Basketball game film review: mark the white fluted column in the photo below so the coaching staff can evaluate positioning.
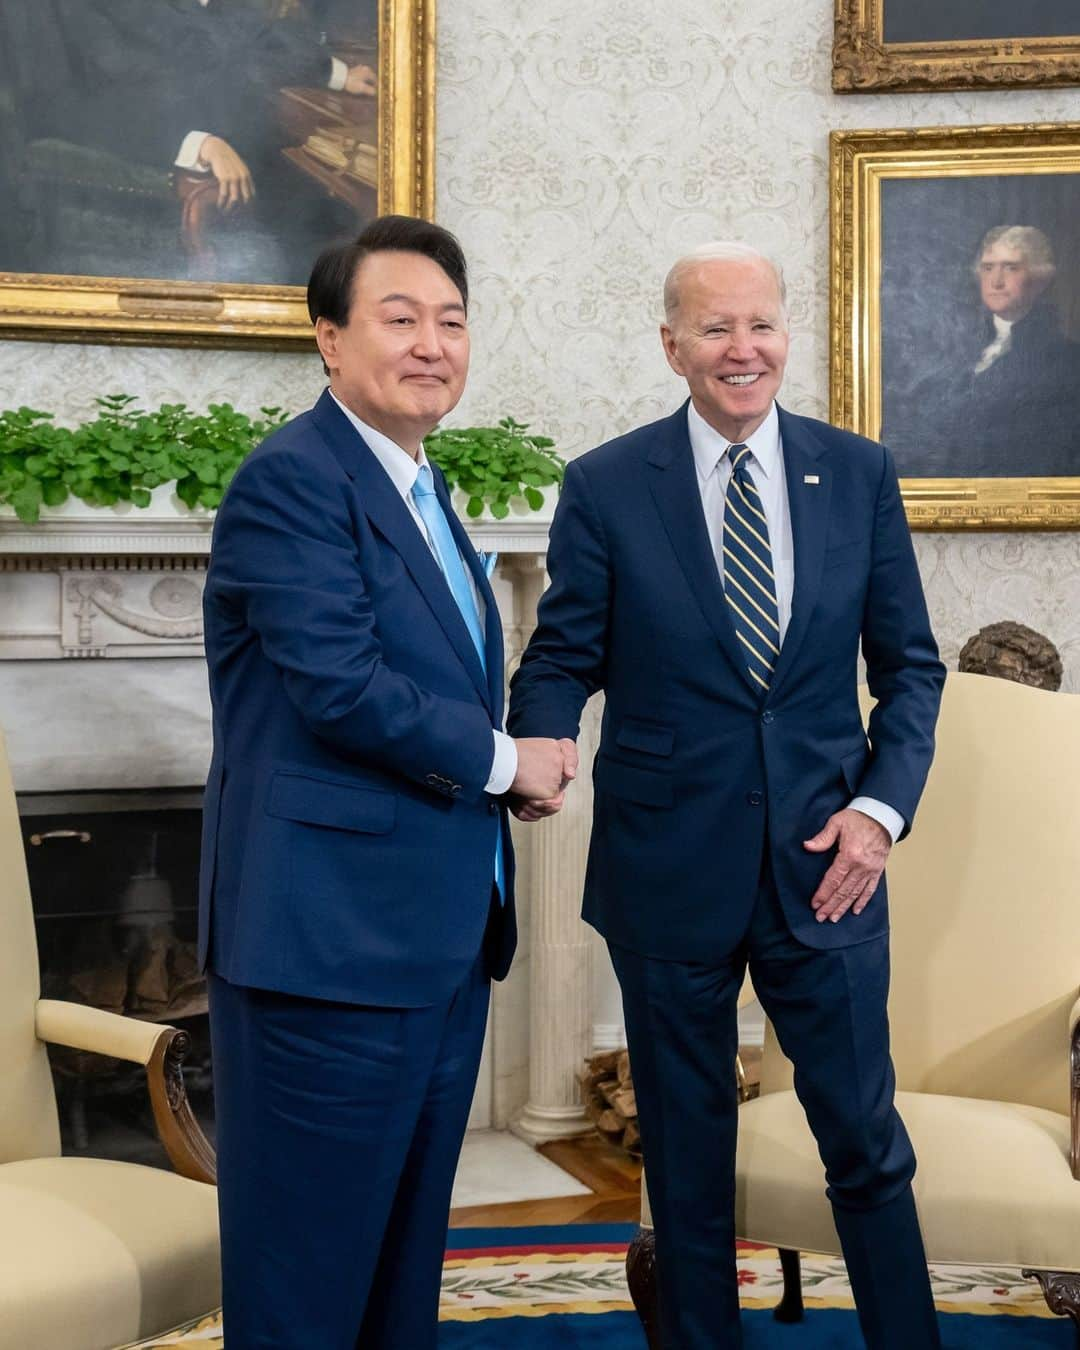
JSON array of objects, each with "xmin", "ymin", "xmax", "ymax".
[{"xmin": 500, "ymin": 555, "xmax": 595, "ymax": 1144}]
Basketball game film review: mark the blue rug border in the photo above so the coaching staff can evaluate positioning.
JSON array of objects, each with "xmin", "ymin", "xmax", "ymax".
[{"xmin": 440, "ymin": 1308, "xmax": 1075, "ymax": 1346}]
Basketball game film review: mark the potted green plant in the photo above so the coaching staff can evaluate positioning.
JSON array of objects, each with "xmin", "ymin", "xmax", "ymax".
[
  {"xmin": 425, "ymin": 417, "xmax": 563, "ymax": 522},
  {"xmin": 0, "ymin": 395, "xmax": 284, "ymax": 524},
  {"xmin": 0, "ymin": 397, "xmax": 563, "ymax": 526}
]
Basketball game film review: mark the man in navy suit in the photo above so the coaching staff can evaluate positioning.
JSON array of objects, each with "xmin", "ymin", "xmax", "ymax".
[
  {"xmin": 200, "ymin": 215, "xmax": 574, "ymax": 1348},
  {"xmin": 509, "ymin": 242, "xmax": 945, "ymax": 1348}
]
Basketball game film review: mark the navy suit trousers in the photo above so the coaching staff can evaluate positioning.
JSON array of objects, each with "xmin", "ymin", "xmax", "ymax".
[
  {"xmin": 208, "ymin": 948, "xmax": 490, "ymax": 1349},
  {"xmin": 610, "ymin": 863, "xmax": 941, "ymax": 1350}
]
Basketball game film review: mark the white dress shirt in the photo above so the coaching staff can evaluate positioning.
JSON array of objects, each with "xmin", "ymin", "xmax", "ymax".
[
  {"xmin": 686, "ymin": 400, "xmax": 905, "ymax": 843},
  {"xmin": 329, "ymin": 392, "xmax": 517, "ymax": 796},
  {"xmin": 973, "ymin": 315, "xmax": 1013, "ymax": 374}
]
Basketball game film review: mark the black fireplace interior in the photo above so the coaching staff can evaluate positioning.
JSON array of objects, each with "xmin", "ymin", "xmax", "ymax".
[{"xmin": 19, "ymin": 787, "xmax": 215, "ymax": 1167}]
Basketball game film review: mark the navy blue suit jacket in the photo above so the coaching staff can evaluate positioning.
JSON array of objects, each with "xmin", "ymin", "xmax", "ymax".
[
  {"xmin": 199, "ymin": 390, "xmax": 515, "ymax": 1007},
  {"xmin": 508, "ymin": 402, "xmax": 943, "ymax": 961}
]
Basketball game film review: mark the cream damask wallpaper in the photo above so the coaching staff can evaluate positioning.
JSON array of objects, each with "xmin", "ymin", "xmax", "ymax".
[{"xmin": 1, "ymin": 0, "xmax": 1078, "ymax": 684}]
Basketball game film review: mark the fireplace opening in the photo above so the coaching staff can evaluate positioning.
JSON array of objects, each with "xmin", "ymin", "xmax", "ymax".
[{"xmin": 19, "ymin": 787, "xmax": 215, "ymax": 1168}]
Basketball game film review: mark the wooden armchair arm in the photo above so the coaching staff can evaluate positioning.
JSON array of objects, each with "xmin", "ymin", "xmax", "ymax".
[
  {"xmin": 1070, "ymin": 994, "xmax": 1080, "ymax": 1181},
  {"xmin": 35, "ymin": 999, "xmax": 216, "ymax": 1186}
]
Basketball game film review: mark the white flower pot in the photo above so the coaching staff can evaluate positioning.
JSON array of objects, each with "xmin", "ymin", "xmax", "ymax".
[
  {"xmin": 0, "ymin": 482, "xmax": 212, "ymax": 522},
  {"xmin": 450, "ymin": 481, "xmax": 559, "ymax": 527}
]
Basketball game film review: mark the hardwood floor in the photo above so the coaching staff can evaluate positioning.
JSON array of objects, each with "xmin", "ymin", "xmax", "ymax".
[
  {"xmin": 448, "ymin": 1131, "xmax": 641, "ymax": 1228},
  {"xmin": 447, "ymin": 1046, "xmax": 763, "ymax": 1229}
]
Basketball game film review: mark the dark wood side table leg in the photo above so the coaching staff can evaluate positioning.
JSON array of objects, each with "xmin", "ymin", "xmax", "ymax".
[
  {"xmin": 626, "ymin": 1227, "xmax": 663, "ymax": 1349},
  {"xmin": 774, "ymin": 1247, "xmax": 805, "ymax": 1322}
]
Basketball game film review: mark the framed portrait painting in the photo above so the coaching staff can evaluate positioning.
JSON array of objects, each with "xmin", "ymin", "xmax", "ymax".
[
  {"xmin": 0, "ymin": 0, "xmax": 434, "ymax": 347},
  {"xmin": 831, "ymin": 123, "xmax": 1080, "ymax": 529},
  {"xmin": 834, "ymin": 0, "xmax": 1080, "ymax": 92}
]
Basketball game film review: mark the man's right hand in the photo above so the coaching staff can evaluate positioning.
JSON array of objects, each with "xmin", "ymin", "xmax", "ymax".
[
  {"xmin": 510, "ymin": 737, "xmax": 573, "ymax": 801},
  {"xmin": 198, "ymin": 135, "xmax": 255, "ymax": 211}
]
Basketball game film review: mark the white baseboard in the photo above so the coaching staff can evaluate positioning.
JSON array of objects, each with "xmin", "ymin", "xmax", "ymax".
[
  {"xmin": 592, "ymin": 1022, "xmax": 627, "ymax": 1052},
  {"xmin": 739, "ymin": 999, "xmax": 765, "ymax": 1047}
]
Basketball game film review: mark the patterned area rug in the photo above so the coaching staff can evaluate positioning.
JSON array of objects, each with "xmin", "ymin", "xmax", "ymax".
[{"xmin": 127, "ymin": 1223, "xmax": 1074, "ymax": 1347}]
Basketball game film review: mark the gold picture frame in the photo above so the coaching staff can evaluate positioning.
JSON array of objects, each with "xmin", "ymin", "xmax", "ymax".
[
  {"xmin": 834, "ymin": 0, "xmax": 1080, "ymax": 93},
  {"xmin": 0, "ymin": 0, "xmax": 434, "ymax": 350},
  {"xmin": 831, "ymin": 123, "xmax": 1080, "ymax": 530}
]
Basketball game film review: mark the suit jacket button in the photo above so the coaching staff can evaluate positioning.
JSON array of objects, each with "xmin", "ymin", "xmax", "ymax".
[
  {"xmin": 425, "ymin": 773, "xmax": 438, "ymax": 785},
  {"xmin": 761, "ymin": 711, "xmax": 774, "ymax": 725},
  {"xmin": 451, "ymin": 784, "xmax": 462, "ymax": 796},
  {"xmin": 747, "ymin": 790, "xmax": 763, "ymax": 806},
  {"xmin": 488, "ymin": 801, "xmax": 498, "ymax": 815}
]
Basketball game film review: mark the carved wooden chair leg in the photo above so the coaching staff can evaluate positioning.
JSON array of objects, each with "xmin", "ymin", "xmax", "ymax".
[
  {"xmin": 774, "ymin": 1247, "xmax": 805, "ymax": 1323},
  {"xmin": 626, "ymin": 1228, "xmax": 663, "ymax": 1350},
  {"xmin": 1023, "ymin": 1270, "xmax": 1080, "ymax": 1345}
]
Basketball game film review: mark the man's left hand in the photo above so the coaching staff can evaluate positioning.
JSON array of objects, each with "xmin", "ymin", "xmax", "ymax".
[
  {"xmin": 803, "ymin": 808, "xmax": 891, "ymax": 924},
  {"xmin": 344, "ymin": 63, "xmax": 377, "ymax": 96}
]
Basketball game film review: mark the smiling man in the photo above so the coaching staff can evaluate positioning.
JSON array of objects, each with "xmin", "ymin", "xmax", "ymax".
[
  {"xmin": 200, "ymin": 215, "xmax": 572, "ymax": 1348},
  {"xmin": 509, "ymin": 242, "xmax": 946, "ymax": 1348}
]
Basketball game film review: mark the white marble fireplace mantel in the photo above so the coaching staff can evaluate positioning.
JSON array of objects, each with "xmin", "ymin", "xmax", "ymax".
[{"xmin": 0, "ymin": 494, "xmax": 553, "ymax": 661}]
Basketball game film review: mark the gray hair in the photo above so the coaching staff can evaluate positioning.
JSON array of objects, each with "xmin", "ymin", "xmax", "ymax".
[
  {"xmin": 663, "ymin": 241, "xmax": 789, "ymax": 325},
  {"xmin": 974, "ymin": 225, "xmax": 1056, "ymax": 283}
]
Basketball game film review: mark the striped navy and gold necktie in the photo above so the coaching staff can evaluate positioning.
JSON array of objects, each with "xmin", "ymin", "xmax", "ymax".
[{"xmin": 722, "ymin": 443, "xmax": 780, "ymax": 695}]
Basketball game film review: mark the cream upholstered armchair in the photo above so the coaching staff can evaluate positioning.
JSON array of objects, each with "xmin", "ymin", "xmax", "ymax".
[
  {"xmin": 0, "ymin": 729, "xmax": 220, "ymax": 1350},
  {"xmin": 628, "ymin": 672, "xmax": 1080, "ymax": 1343}
]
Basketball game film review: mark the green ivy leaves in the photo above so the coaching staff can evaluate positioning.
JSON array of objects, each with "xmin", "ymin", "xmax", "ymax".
[
  {"xmin": 0, "ymin": 395, "xmax": 287, "ymax": 523},
  {"xmin": 0, "ymin": 400, "xmax": 564, "ymax": 525},
  {"xmin": 425, "ymin": 417, "xmax": 563, "ymax": 520}
]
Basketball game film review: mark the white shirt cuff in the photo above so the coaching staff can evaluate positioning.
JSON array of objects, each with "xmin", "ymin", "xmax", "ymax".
[
  {"xmin": 328, "ymin": 56, "xmax": 347, "ymax": 91},
  {"xmin": 176, "ymin": 131, "xmax": 212, "ymax": 171},
  {"xmin": 849, "ymin": 796, "xmax": 905, "ymax": 845},
  {"xmin": 485, "ymin": 730, "xmax": 518, "ymax": 796}
]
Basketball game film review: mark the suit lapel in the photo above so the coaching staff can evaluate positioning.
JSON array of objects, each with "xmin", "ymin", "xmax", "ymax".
[
  {"xmin": 646, "ymin": 404, "xmax": 759, "ymax": 697},
  {"xmin": 769, "ymin": 407, "xmax": 832, "ymax": 699},
  {"xmin": 311, "ymin": 392, "xmax": 492, "ymax": 711}
]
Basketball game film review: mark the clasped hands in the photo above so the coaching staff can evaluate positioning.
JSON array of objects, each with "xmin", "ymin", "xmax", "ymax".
[{"xmin": 508, "ymin": 738, "xmax": 578, "ymax": 822}]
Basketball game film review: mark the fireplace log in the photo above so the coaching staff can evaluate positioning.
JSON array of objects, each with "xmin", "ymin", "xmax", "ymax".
[
  {"xmin": 35, "ymin": 998, "xmax": 216, "ymax": 1184},
  {"xmin": 579, "ymin": 1048, "xmax": 642, "ymax": 1157}
]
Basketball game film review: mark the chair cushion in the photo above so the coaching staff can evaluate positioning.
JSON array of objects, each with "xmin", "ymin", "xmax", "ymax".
[
  {"xmin": 735, "ymin": 1090, "xmax": 1080, "ymax": 1272},
  {"xmin": 0, "ymin": 1157, "xmax": 220, "ymax": 1350}
]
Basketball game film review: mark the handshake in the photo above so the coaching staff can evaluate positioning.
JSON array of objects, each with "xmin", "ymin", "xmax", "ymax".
[{"xmin": 509, "ymin": 737, "xmax": 579, "ymax": 822}]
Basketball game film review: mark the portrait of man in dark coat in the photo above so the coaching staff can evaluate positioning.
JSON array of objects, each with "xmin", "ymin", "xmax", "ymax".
[
  {"xmin": 0, "ymin": 0, "xmax": 378, "ymax": 286},
  {"xmin": 882, "ymin": 207, "xmax": 1080, "ymax": 480}
]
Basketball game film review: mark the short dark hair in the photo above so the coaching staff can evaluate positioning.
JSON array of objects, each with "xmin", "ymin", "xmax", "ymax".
[{"xmin": 306, "ymin": 215, "xmax": 469, "ymax": 328}]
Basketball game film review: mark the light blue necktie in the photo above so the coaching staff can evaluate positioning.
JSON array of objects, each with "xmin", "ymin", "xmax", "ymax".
[{"xmin": 412, "ymin": 464, "xmax": 505, "ymax": 900}]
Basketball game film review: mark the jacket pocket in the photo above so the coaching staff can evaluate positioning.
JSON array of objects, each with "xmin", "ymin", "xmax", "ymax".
[
  {"xmin": 615, "ymin": 719, "xmax": 675, "ymax": 757},
  {"xmin": 267, "ymin": 771, "xmax": 397, "ymax": 834},
  {"xmin": 594, "ymin": 755, "xmax": 674, "ymax": 808},
  {"xmin": 840, "ymin": 745, "xmax": 869, "ymax": 793}
]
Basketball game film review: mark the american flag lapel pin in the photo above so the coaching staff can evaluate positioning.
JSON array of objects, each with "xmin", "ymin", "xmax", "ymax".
[{"xmin": 804, "ymin": 474, "xmax": 820, "ymax": 485}]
